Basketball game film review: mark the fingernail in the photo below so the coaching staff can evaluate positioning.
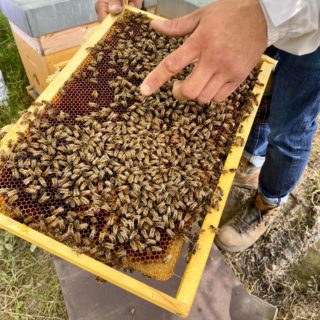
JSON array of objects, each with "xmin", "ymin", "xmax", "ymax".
[
  {"xmin": 140, "ymin": 83, "xmax": 152, "ymax": 96},
  {"xmin": 110, "ymin": 4, "xmax": 122, "ymax": 14}
]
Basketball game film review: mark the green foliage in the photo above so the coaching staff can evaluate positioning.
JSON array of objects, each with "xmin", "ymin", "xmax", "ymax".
[{"xmin": 0, "ymin": 13, "xmax": 32, "ymax": 128}]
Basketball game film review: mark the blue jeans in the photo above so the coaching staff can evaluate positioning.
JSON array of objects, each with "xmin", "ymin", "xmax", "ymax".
[{"xmin": 244, "ymin": 47, "xmax": 320, "ymax": 206}]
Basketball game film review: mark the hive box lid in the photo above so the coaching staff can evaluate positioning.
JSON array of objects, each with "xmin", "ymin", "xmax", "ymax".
[{"xmin": 1, "ymin": 0, "xmax": 97, "ymax": 37}]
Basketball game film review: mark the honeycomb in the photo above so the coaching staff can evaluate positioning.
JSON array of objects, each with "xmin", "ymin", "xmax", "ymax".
[{"xmin": 0, "ymin": 11, "xmax": 260, "ymax": 280}]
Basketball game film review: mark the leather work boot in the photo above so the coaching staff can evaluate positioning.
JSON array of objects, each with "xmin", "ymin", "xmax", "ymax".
[
  {"xmin": 215, "ymin": 194, "xmax": 281, "ymax": 253},
  {"xmin": 233, "ymin": 157, "xmax": 261, "ymax": 189}
]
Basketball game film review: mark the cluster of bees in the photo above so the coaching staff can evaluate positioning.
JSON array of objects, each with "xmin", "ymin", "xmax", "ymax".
[{"xmin": 0, "ymin": 12, "xmax": 260, "ymax": 271}]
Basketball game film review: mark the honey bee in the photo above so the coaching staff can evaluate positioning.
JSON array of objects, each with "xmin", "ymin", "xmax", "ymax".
[
  {"xmin": 89, "ymin": 226, "xmax": 96, "ymax": 241},
  {"xmin": 163, "ymin": 254, "xmax": 173, "ymax": 263},
  {"xmin": 151, "ymin": 246, "xmax": 162, "ymax": 252},
  {"xmin": 130, "ymin": 241, "xmax": 138, "ymax": 251},
  {"xmin": 116, "ymin": 249, "xmax": 127, "ymax": 258},
  {"xmin": 92, "ymin": 90, "xmax": 99, "ymax": 98},
  {"xmin": 38, "ymin": 177, "xmax": 47, "ymax": 187},
  {"xmin": 98, "ymin": 232, "xmax": 106, "ymax": 244},
  {"xmin": 67, "ymin": 223, "xmax": 75, "ymax": 237},
  {"xmin": 146, "ymin": 239, "xmax": 156, "ymax": 245},
  {"xmin": 25, "ymin": 187, "xmax": 38, "ymax": 195},
  {"xmin": 78, "ymin": 223, "xmax": 89, "ymax": 231},
  {"xmin": 209, "ymin": 225, "xmax": 219, "ymax": 234},
  {"xmin": 39, "ymin": 192, "xmax": 50, "ymax": 203},
  {"xmin": 74, "ymin": 232, "xmax": 82, "ymax": 244},
  {"xmin": 166, "ymin": 229, "xmax": 175, "ymax": 238},
  {"xmin": 108, "ymin": 234, "xmax": 116, "ymax": 243},
  {"xmin": 52, "ymin": 207, "xmax": 64, "ymax": 216},
  {"xmin": 104, "ymin": 242, "xmax": 115, "ymax": 250}
]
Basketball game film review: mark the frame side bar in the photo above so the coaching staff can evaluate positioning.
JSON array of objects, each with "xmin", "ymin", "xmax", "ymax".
[
  {"xmin": 176, "ymin": 61, "xmax": 275, "ymax": 307},
  {"xmin": 0, "ymin": 213, "xmax": 189, "ymax": 317}
]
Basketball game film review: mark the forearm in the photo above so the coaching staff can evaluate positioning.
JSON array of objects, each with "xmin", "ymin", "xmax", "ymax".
[{"xmin": 260, "ymin": 0, "xmax": 320, "ymax": 55}]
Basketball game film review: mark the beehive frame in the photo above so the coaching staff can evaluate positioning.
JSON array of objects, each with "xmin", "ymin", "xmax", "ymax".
[{"xmin": 0, "ymin": 6, "xmax": 275, "ymax": 317}]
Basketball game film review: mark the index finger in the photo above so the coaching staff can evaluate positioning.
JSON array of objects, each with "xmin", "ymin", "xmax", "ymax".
[
  {"xmin": 140, "ymin": 40, "xmax": 198, "ymax": 96},
  {"xmin": 95, "ymin": 1, "xmax": 109, "ymax": 22}
]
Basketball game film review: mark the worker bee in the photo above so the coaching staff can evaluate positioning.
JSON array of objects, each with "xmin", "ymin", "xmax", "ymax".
[
  {"xmin": 162, "ymin": 254, "xmax": 173, "ymax": 263},
  {"xmin": 25, "ymin": 187, "xmax": 38, "ymax": 195},
  {"xmin": 151, "ymin": 246, "xmax": 162, "ymax": 253},
  {"xmin": 104, "ymin": 242, "xmax": 115, "ymax": 250},
  {"xmin": 39, "ymin": 192, "xmax": 50, "ymax": 203},
  {"xmin": 89, "ymin": 226, "xmax": 96, "ymax": 241},
  {"xmin": 128, "ymin": 239, "xmax": 138, "ymax": 252},
  {"xmin": 89, "ymin": 78, "xmax": 98, "ymax": 84},
  {"xmin": 38, "ymin": 177, "xmax": 47, "ymax": 187},
  {"xmin": 67, "ymin": 223, "xmax": 75, "ymax": 237},
  {"xmin": 92, "ymin": 89, "xmax": 99, "ymax": 98},
  {"xmin": 117, "ymin": 233, "xmax": 125, "ymax": 244},
  {"xmin": 74, "ymin": 232, "xmax": 82, "ymax": 244},
  {"xmin": 78, "ymin": 223, "xmax": 89, "ymax": 231},
  {"xmin": 146, "ymin": 239, "xmax": 157, "ymax": 245},
  {"xmin": 116, "ymin": 249, "xmax": 127, "ymax": 258},
  {"xmin": 52, "ymin": 207, "xmax": 64, "ymax": 216},
  {"xmin": 166, "ymin": 229, "xmax": 175, "ymax": 238},
  {"xmin": 209, "ymin": 225, "xmax": 219, "ymax": 234}
]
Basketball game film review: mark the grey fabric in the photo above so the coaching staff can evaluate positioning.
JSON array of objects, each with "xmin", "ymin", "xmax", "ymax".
[{"xmin": 54, "ymin": 245, "xmax": 277, "ymax": 320}]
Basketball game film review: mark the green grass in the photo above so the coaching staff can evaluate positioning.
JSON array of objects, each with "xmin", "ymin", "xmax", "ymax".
[
  {"xmin": 0, "ymin": 13, "xmax": 67, "ymax": 320},
  {"xmin": 0, "ymin": 232, "xmax": 67, "ymax": 320},
  {"xmin": 0, "ymin": 13, "xmax": 32, "ymax": 127}
]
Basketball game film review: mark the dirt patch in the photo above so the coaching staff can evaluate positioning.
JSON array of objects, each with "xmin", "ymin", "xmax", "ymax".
[{"xmin": 221, "ymin": 123, "xmax": 320, "ymax": 320}]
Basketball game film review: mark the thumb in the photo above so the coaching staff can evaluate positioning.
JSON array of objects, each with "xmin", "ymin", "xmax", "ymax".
[
  {"xmin": 109, "ymin": 0, "xmax": 123, "ymax": 15},
  {"xmin": 151, "ymin": 10, "xmax": 201, "ymax": 37}
]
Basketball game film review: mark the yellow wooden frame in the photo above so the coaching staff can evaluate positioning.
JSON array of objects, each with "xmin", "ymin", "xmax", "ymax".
[{"xmin": 0, "ymin": 6, "xmax": 275, "ymax": 317}]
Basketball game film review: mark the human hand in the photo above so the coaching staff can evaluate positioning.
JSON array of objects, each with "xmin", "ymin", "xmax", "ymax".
[
  {"xmin": 95, "ymin": 0, "xmax": 143, "ymax": 22},
  {"xmin": 140, "ymin": 0, "xmax": 267, "ymax": 103}
]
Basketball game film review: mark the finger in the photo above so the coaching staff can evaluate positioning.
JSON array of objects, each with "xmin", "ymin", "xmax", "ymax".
[
  {"xmin": 214, "ymin": 82, "xmax": 240, "ymax": 102},
  {"xmin": 141, "ymin": 40, "xmax": 198, "ymax": 96},
  {"xmin": 109, "ymin": 0, "xmax": 123, "ymax": 15},
  {"xmin": 130, "ymin": 0, "xmax": 143, "ymax": 8},
  {"xmin": 151, "ymin": 10, "xmax": 201, "ymax": 37},
  {"xmin": 95, "ymin": 1, "xmax": 109, "ymax": 22},
  {"xmin": 196, "ymin": 74, "xmax": 227, "ymax": 104},
  {"xmin": 172, "ymin": 60, "xmax": 215, "ymax": 101}
]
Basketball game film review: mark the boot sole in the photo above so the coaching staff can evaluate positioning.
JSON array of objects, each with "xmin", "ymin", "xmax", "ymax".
[
  {"xmin": 232, "ymin": 181, "xmax": 258, "ymax": 190},
  {"xmin": 214, "ymin": 237, "xmax": 250, "ymax": 253}
]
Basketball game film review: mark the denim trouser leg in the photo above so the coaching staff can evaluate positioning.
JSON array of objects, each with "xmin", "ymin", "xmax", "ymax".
[{"xmin": 245, "ymin": 47, "xmax": 320, "ymax": 206}]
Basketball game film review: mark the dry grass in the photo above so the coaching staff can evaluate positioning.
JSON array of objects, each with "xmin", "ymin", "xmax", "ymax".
[{"xmin": 0, "ymin": 232, "xmax": 67, "ymax": 320}]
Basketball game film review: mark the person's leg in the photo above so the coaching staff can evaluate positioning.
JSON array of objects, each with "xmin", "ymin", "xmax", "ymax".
[
  {"xmin": 233, "ymin": 47, "xmax": 280, "ymax": 189},
  {"xmin": 259, "ymin": 47, "xmax": 320, "ymax": 205},
  {"xmin": 217, "ymin": 47, "xmax": 320, "ymax": 252},
  {"xmin": 243, "ymin": 46, "xmax": 282, "ymax": 167}
]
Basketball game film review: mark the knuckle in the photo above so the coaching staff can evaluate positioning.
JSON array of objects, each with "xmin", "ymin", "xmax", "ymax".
[
  {"xmin": 168, "ymin": 17, "xmax": 183, "ymax": 30},
  {"xmin": 163, "ymin": 56, "xmax": 181, "ymax": 74}
]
